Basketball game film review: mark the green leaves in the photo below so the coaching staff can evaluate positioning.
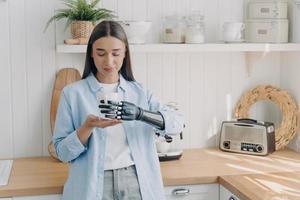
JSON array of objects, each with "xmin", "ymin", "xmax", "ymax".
[{"xmin": 44, "ymin": 0, "xmax": 116, "ymax": 31}]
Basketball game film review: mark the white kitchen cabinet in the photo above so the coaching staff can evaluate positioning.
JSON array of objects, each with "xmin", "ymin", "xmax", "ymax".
[
  {"xmin": 12, "ymin": 195, "xmax": 61, "ymax": 200},
  {"xmin": 164, "ymin": 183, "xmax": 219, "ymax": 200},
  {"xmin": 219, "ymin": 185, "xmax": 240, "ymax": 200}
]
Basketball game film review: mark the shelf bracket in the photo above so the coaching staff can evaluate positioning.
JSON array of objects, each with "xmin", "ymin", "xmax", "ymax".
[{"xmin": 245, "ymin": 46, "xmax": 270, "ymax": 77}]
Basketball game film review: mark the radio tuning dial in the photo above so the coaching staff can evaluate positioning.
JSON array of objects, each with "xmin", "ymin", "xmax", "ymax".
[{"xmin": 256, "ymin": 145, "xmax": 264, "ymax": 152}]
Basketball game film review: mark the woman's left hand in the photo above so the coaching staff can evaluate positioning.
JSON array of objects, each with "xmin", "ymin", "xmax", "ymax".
[
  {"xmin": 84, "ymin": 114, "xmax": 121, "ymax": 128},
  {"xmin": 77, "ymin": 114, "xmax": 121, "ymax": 145}
]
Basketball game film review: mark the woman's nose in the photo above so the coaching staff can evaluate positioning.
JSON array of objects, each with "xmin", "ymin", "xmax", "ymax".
[{"xmin": 105, "ymin": 54, "xmax": 114, "ymax": 66}]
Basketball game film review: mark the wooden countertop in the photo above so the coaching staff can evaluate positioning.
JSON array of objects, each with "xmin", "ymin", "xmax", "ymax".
[
  {"xmin": 161, "ymin": 148, "xmax": 300, "ymax": 186},
  {"xmin": 219, "ymin": 172, "xmax": 300, "ymax": 200},
  {"xmin": 0, "ymin": 157, "xmax": 68, "ymax": 197},
  {"xmin": 1, "ymin": 148, "xmax": 300, "ymax": 198}
]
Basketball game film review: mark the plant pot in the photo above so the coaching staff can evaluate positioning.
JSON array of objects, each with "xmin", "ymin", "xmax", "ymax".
[{"xmin": 70, "ymin": 21, "xmax": 94, "ymax": 39}]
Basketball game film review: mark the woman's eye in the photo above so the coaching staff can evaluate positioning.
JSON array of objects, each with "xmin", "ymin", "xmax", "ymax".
[{"xmin": 96, "ymin": 52, "xmax": 121, "ymax": 57}]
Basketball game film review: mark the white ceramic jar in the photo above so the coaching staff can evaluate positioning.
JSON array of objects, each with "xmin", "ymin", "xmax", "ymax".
[
  {"xmin": 185, "ymin": 11, "xmax": 205, "ymax": 43},
  {"xmin": 163, "ymin": 15, "xmax": 186, "ymax": 43}
]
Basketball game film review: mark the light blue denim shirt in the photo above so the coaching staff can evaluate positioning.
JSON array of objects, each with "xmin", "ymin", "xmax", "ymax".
[{"xmin": 53, "ymin": 73, "xmax": 184, "ymax": 200}]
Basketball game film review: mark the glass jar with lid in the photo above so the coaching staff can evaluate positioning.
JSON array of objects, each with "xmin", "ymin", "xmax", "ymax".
[
  {"xmin": 162, "ymin": 15, "xmax": 186, "ymax": 43},
  {"xmin": 185, "ymin": 11, "xmax": 205, "ymax": 43}
]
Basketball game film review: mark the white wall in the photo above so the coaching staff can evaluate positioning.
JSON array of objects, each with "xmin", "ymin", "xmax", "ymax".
[
  {"xmin": 0, "ymin": 0, "xmax": 290, "ymax": 158},
  {"xmin": 280, "ymin": 52, "xmax": 300, "ymax": 152}
]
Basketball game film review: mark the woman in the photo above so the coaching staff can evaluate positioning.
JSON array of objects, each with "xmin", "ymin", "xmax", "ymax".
[{"xmin": 53, "ymin": 21, "xmax": 184, "ymax": 200}]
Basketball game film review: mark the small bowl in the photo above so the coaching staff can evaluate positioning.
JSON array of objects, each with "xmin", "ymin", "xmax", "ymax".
[{"xmin": 119, "ymin": 21, "xmax": 152, "ymax": 44}]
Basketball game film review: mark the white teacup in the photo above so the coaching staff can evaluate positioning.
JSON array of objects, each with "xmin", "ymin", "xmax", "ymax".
[
  {"xmin": 96, "ymin": 92, "xmax": 119, "ymax": 119},
  {"xmin": 156, "ymin": 141, "xmax": 171, "ymax": 153},
  {"xmin": 155, "ymin": 136, "xmax": 171, "ymax": 153},
  {"xmin": 222, "ymin": 22, "xmax": 245, "ymax": 42}
]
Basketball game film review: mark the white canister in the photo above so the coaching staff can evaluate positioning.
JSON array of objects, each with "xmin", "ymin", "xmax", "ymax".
[
  {"xmin": 247, "ymin": 0, "xmax": 288, "ymax": 19},
  {"xmin": 185, "ymin": 28, "xmax": 205, "ymax": 43},
  {"xmin": 245, "ymin": 19, "xmax": 288, "ymax": 43},
  {"xmin": 163, "ymin": 15, "xmax": 186, "ymax": 43},
  {"xmin": 185, "ymin": 11, "xmax": 205, "ymax": 43},
  {"xmin": 289, "ymin": 0, "xmax": 300, "ymax": 42}
]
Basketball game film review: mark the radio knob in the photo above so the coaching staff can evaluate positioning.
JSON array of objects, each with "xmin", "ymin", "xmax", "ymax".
[
  {"xmin": 223, "ymin": 141, "xmax": 230, "ymax": 149},
  {"xmin": 267, "ymin": 126, "xmax": 274, "ymax": 133},
  {"xmin": 256, "ymin": 145, "xmax": 264, "ymax": 152}
]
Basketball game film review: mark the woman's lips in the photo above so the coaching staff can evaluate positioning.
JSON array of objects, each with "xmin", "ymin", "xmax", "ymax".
[{"xmin": 104, "ymin": 67, "xmax": 113, "ymax": 72}]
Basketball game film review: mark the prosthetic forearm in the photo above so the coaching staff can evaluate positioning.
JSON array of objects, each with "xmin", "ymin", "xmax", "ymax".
[
  {"xmin": 99, "ymin": 100, "xmax": 165, "ymax": 130},
  {"xmin": 138, "ymin": 109, "xmax": 165, "ymax": 130}
]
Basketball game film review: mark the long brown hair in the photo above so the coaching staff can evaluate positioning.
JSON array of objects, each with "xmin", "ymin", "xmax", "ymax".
[{"xmin": 82, "ymin": 21, "xmax": 135, "ymax": 81}]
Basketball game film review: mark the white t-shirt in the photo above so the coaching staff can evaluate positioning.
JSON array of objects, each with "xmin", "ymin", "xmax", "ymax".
[{"xmin": 100, "ymin": 82, "xmax": 134, "ymax": 170}]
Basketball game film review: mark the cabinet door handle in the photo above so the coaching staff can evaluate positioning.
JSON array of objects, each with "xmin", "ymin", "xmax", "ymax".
[
  {"xmin": 172, "ymin": 188, "xmax": 190, "ymax": 196},
  {"xmin": 229, "ymin": 195, "xmax": 238, "ymax": 200}
]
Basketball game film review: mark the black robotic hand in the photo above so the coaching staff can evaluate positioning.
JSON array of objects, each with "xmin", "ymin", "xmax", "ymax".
[
  {"xmin": 99, "ymin": 100, "xmax": 142, "ymax": 120},
  {"xmin": 98, "ymin": 100, "xmax": 165, "ymax": 130}
]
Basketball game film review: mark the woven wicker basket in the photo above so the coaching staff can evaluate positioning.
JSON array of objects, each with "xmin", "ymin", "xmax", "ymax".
[
  {"xmin": 234, "ymin": 85, "xmax": 299, "ymax": 150},
  {"xmin": 70, "ymin": 21, "xmax": 94, "ymax": 39}
]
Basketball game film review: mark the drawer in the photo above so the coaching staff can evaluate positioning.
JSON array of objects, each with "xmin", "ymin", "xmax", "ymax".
[
  {"xmin": 13, "ymin": 195, "xmax": 61, "ymax": 200},
  {"xmin": 219, "ymin": 185, "xmax": 240, "ymax": 200},
  {"xmin": 164, "ymin": 184, "xmax": 219, "ymax": 200}
]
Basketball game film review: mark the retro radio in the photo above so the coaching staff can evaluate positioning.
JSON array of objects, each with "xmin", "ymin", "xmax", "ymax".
[{"xmin": 219, "ymin": 118, "xmax": 275, "ymax": 156}]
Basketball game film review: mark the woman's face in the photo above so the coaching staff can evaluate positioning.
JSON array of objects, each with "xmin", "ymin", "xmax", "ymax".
[{"xmin": 92, "ymin": 36, "xmax": 126, "ymax": 80}]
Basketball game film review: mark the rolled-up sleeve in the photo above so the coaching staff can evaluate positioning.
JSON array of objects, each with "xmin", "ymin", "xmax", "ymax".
[
  {"xmin": 53, "ymin": 90, "xmax": 86, "ymax": 163},
  {"xmin": 146, "ymin": 89, "xmax": 184, "ymax": 135}
]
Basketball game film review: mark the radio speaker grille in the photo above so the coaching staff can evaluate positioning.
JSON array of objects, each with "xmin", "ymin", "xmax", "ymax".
[{"xmin": 224, "ymin": 126, "xmax": 263, "ymax": 143}]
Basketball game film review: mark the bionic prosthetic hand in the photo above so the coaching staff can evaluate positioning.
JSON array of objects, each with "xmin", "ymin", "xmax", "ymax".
[{"xmin": 99, "ymin": 100, "xmax": 165, "ymax": 130}]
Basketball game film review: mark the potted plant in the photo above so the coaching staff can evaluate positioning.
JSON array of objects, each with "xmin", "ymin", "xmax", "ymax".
[{"xmin": 45, "ymin": 0, "xmax": 116, "ymax": 39}]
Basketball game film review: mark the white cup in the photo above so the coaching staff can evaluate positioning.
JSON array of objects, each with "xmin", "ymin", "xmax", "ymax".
[
  {"xmin": 96, "ymin": 92, "xmax": 119, "ymax": 119},
  {"xmin": 155, "ymin": 136, "xmax": 171, "ymax": 153},
  {"xmin": 222, "ymin": 22, "xmax": 245, "ymax": 42},
  {"xmin": 156, "ymin": 141, "xmax": 171, "ymax": 153}
]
